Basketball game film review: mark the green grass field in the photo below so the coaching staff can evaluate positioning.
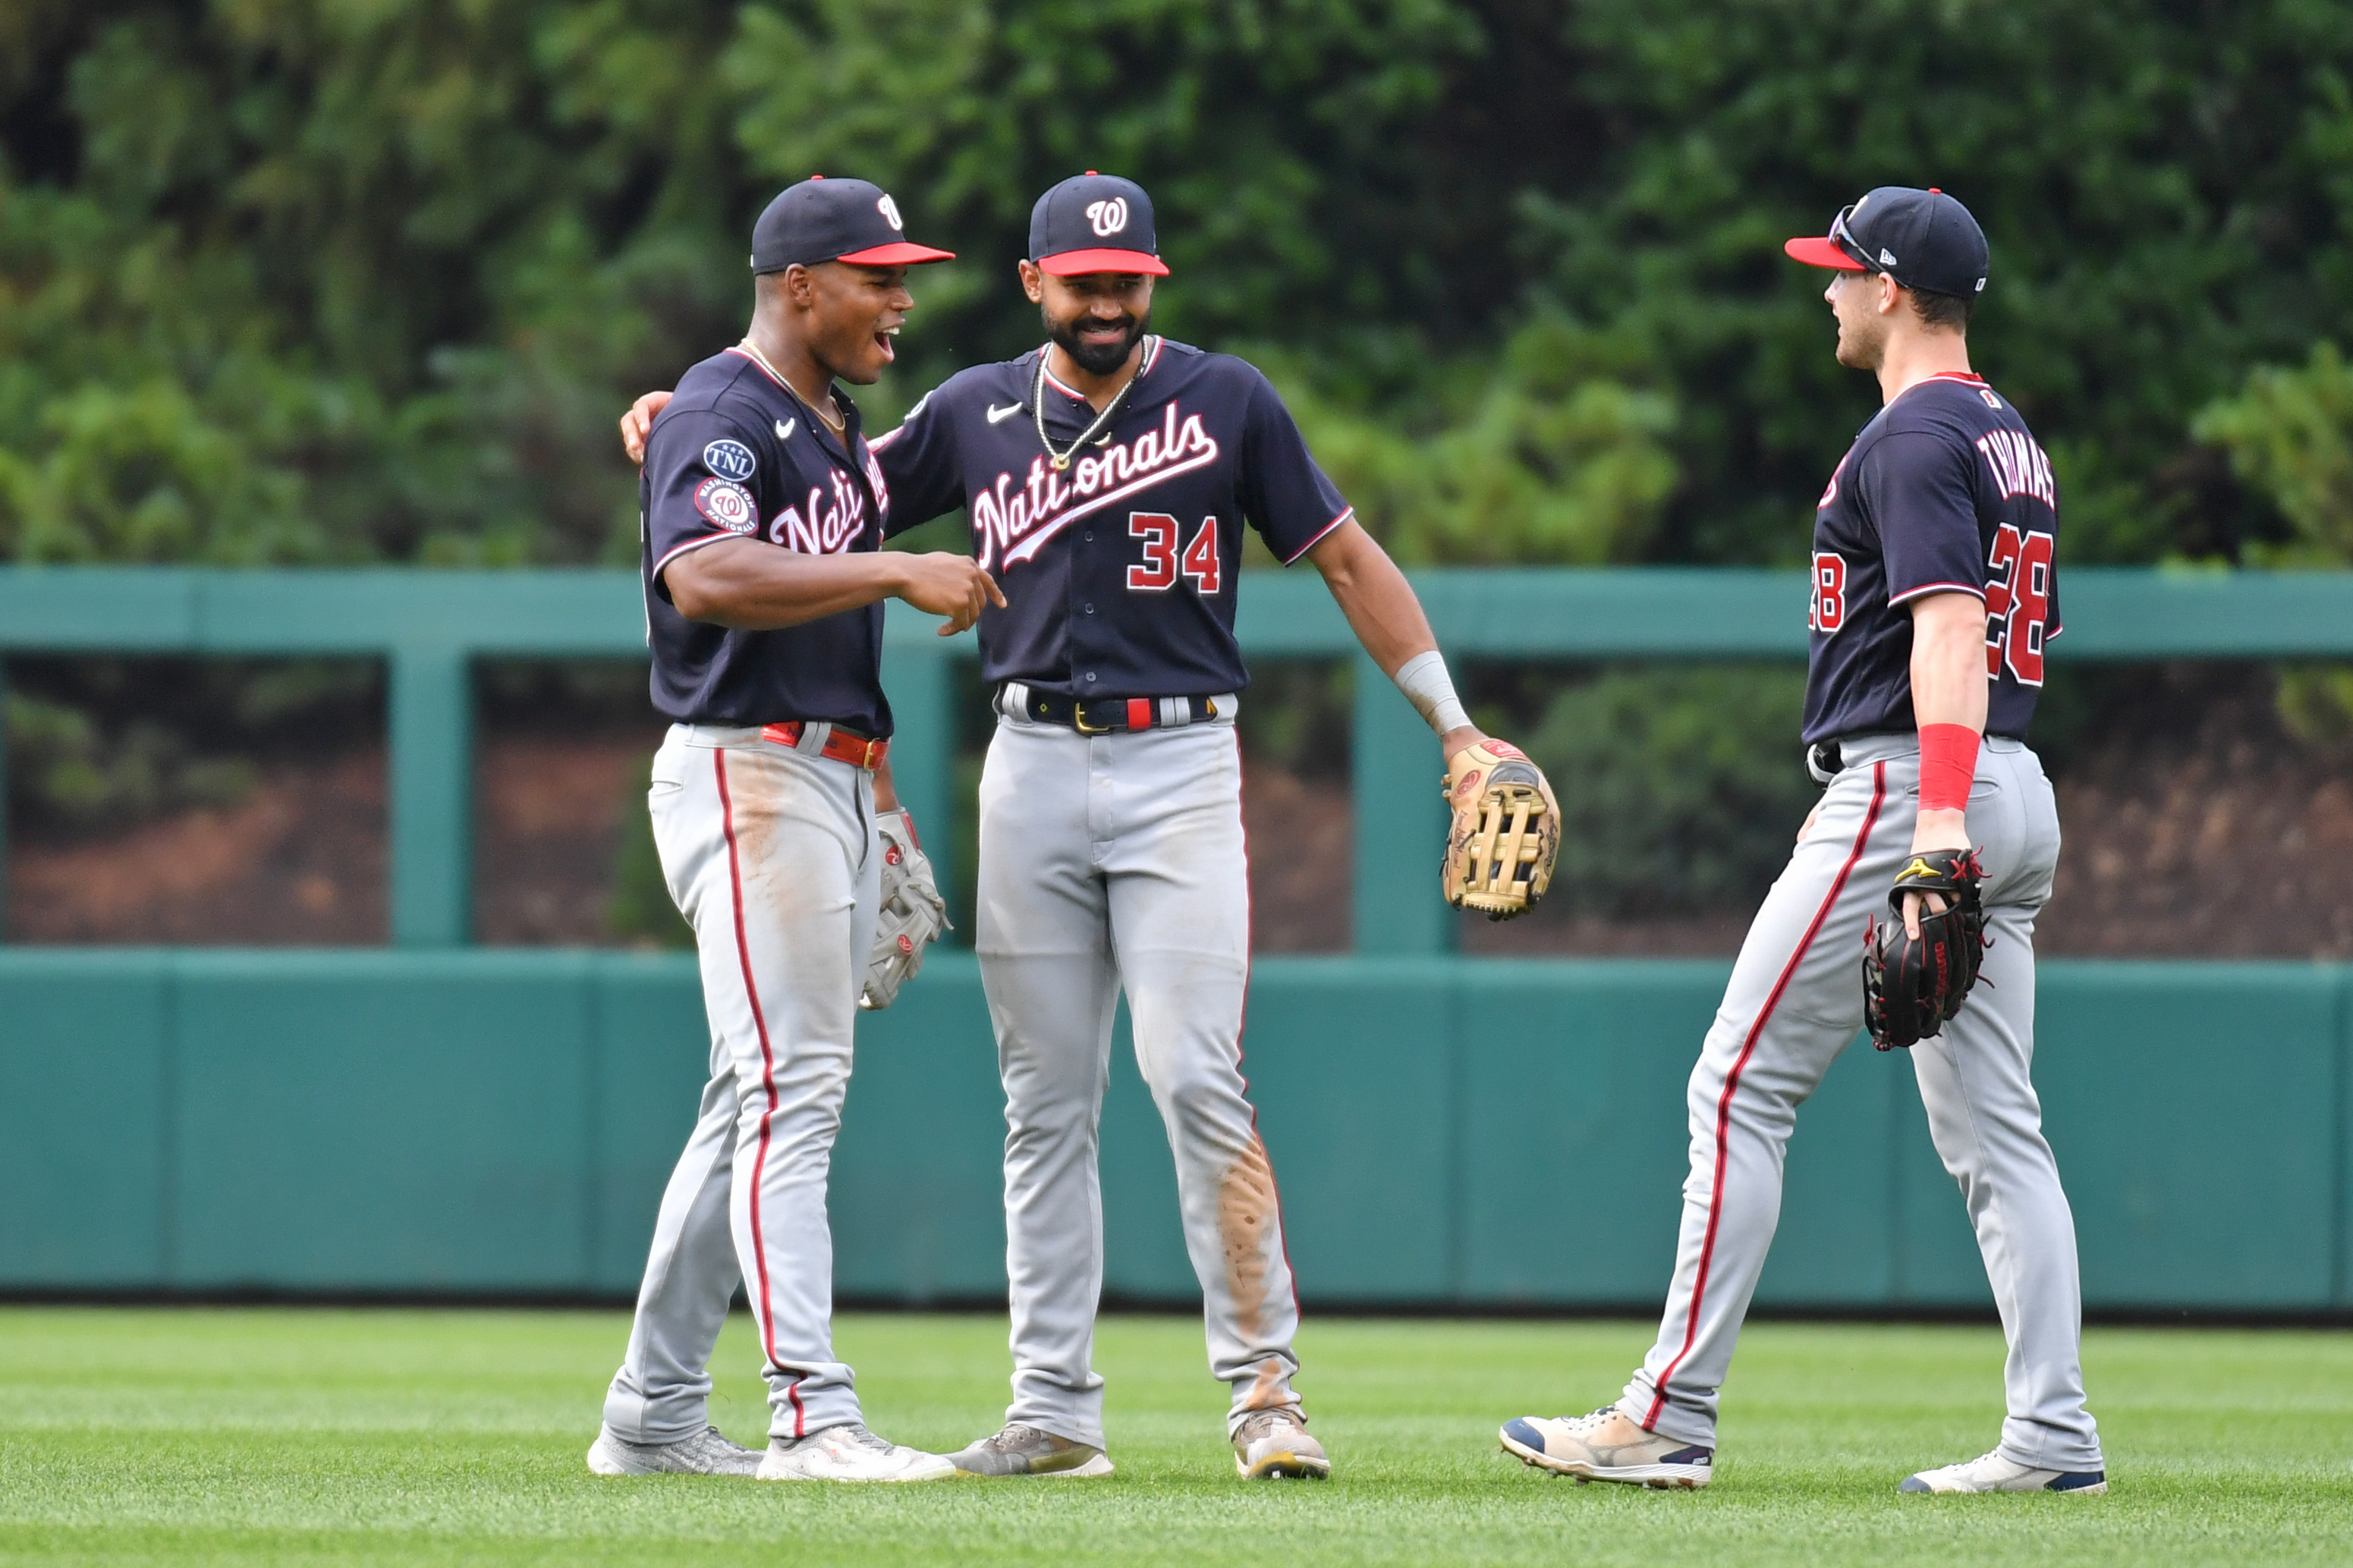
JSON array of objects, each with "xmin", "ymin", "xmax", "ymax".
[{"xmin": 0, "ymin": 1309, "xmax": 2348, "ymax": 1565}]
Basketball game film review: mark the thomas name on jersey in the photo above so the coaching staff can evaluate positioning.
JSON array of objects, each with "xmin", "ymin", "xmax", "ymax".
[{"xmin": 1800, "ymin": 372, "xmax": 2062, "ymax": 744}]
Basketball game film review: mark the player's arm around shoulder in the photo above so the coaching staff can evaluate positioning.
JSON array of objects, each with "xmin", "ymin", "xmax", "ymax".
[{"xmin": 1304, "ymin": 520, "xmax": 1561, "ymax": 919}]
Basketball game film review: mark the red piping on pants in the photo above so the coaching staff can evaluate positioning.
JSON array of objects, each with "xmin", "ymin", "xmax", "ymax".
[
  {"xmin": 1644, "ymin": 760, "xmax": 1887, "ymax": 1429},
  {"xmin": 716, "ymin": 748, "xmax": 807, "ymax": 1436}
]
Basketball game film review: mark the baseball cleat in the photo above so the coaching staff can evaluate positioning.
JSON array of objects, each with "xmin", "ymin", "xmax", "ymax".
[
  {"xmin": 756, "ymin": 1423, "xmax": 957, "ymax": 1482},
  {"xmin": 947, "ymin": 1422, "xmax": 1115, "ymax": 1478},
  {"xmin": 1500, "ymin": 1408, "xmax": 1713, "ymax": 1489},
  {"xmin": 1898, "ymin": 1449, "xmax": 2107, "ymax": 1494},
  {"xmin": 586, "ymin": 1422, "xmax": 763, "ymax": 1476},
  {"xmin": 1232, "ymin": 1407, "xmax": 1330, "ymax": 1479}
]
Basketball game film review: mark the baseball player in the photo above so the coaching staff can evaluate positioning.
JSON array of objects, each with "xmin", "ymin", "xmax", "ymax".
[
  {"xmin": 586, "ymin": 176, "xmax": 999, "ymax": 1484},
  {"xmin": 623, "ymin": 171, "xmax": 1528, "ymax": 1480},
  {"xmin": 1500, "ymin": 187, "xmax": 2106, "ymax": 1496}
]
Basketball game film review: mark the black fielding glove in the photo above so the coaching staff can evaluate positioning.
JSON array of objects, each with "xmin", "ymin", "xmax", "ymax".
[{"xmin": 1863, "ymin": 849, "xmax": 1988, "ymax": 1051}]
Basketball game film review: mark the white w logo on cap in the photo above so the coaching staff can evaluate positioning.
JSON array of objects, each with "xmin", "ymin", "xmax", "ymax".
[{"xmin": 1085, "ymin": 197, "xmax": 1128, "ymax": 237}]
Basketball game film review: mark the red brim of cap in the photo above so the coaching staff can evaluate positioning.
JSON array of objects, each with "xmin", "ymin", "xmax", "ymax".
[
  {"xmin": 1037, "ymin": 248, "xmax": 1170, "ymax": 277},
  {"xmin": 835, "ymin": 242, "xmax": 958, "ymax": 266},
  {"xmin": 1784, "ymin": 235, "xmax": 1865, "ymax": 271}
]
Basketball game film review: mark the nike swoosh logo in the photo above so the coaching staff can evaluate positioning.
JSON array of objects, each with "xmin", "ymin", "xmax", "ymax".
[
  {"xmin": 775, "ymin": 419, "xmax": 794, "ymax": 440},
  {"xmin": 986, "ymin": 403, "xmax": 1023, "ymax": 423}
]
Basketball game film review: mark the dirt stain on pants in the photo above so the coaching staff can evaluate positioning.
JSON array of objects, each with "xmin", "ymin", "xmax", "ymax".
[{"xmin": 1218, "ymin": 1133, "xmax": 1279, "ymax": 1343}]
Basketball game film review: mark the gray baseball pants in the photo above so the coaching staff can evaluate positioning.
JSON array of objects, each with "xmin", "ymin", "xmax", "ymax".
[
  {"xmin": 601, "ymin": 724, "xmax": 881, "ymax": 1443},
  {"xmin": 1618, "ymin": 733, "xmax": 2103, "ymax": 1472},
  {"xmin": 976, "ymin": 690, "xmax": 1302, "ymax": 1451}
]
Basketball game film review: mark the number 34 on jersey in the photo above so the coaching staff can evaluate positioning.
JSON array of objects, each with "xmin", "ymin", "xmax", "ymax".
[
  {"xmin": 1810, "ymin": 526, "xmax": 2054, "ymax": 687},
  {"xmin": 1126, "ymin": 511, "xmax": 1222, "ymax": 594}
]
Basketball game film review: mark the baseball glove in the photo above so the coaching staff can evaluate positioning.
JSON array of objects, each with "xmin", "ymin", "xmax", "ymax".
[
  {"xmin": 1863, "ymin": 849, "xmax": 1988, "ymax": 1050},
  {"xmin": 860, "ymin": 808, "xmax": 949, "ymax": 1011},
  {"xmin": 1441, "ymin": 740, "xmax": 1560, "ymax": 920}
]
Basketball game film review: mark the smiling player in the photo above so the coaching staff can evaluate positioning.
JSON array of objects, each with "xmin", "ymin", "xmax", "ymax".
[
  {"xmin": 588, "ymin": 176, "xmax": 998, "ymax": 1485},
  {"xmin": 623, "ymin": 171, "xmax": 1551, "ymax": 1482}
]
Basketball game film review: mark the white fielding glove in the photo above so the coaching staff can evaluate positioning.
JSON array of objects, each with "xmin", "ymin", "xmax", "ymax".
[{"xmin": 860, "ymin": 808, "xmax": 949, "ymax": 1010}]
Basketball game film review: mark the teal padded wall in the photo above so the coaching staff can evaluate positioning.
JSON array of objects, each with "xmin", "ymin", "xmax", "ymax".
[{"xmin": 1, "ymin": 949, "xmax": 2345, "ymax": 1312}]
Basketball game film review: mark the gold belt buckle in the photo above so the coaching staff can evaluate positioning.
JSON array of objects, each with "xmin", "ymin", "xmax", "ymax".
[{"xmin": 1071, "ymin": 699, "xmax": 1111, "ymax": 734}]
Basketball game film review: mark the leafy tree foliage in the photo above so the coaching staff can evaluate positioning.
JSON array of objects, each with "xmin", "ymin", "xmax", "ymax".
[
  {"xmin": 5, "ymin": 0, "xmax": 2353, "ymax": 567},
  {"xmin": 1515, "ymin": 664, "xmax": 1814, "ymax": 917},
  {"xmin": 2197, "ymin": 343, "xmax": 2353, "ymax": 744}
]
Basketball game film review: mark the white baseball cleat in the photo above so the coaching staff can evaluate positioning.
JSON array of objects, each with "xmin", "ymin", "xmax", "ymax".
[
  {"xmin": 757, "ymin": 1423, "xmax": 958, "ymax": 1482},
  {"xmin": 1500, "ymin": 1408, "xmax": 1713, "ymax": 1489},
  {"xmin": 1232, "ymin": 1407, "xmax": 1330, "ymax": 1479},
  {"xmin": 947, "ymin": 1422, "xmax": 1115, "ymax": 1478},
  {"xmin": 1899, "ymin": 1449, "xmax": 2107, "ymax": 1494},
  {"xmin": 586, "ymin": 1423, "xmax": 763, "ymax": 1476}
]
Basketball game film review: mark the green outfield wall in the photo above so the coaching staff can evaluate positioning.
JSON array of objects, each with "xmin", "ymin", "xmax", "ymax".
[
  {"xmin": 4, "ymin": 568, "xmax": 2348, "ymax": 1310},
  {"xmin": 0, "ymin": 948, "xmax": 2340, "ymax": 1312}
]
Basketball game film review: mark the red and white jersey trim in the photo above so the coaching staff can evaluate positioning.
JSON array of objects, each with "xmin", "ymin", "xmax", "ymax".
[
  {"xmin": 1279, "ymin": 507, "xmax": 1355, "ymax": 566},
  {"xmin": 1887, "ymin": 580, "xmax": 1988, "ymax": 608},
  {"xmin": 723, "ymin": 344, "xmax": 792, "ymax": 391},
  {"xmin": 653, "ymin": 532, "xmax": 738, "ymax": 580}
]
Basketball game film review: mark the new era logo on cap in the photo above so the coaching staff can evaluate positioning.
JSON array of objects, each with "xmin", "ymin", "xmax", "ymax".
[
  {"xmin": 751, "ymin": 177, "xmax": 954, "ymax": 273},
  {"xmin": 1030, "ymin": 173, "xmax": 1168, "ymax": 276}
]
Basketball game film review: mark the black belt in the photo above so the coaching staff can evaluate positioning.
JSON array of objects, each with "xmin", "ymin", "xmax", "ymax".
[
  {"xmin": 1008, "ymin": 687, "xmax": 1222, "ymax": 734},
  {"xmin": 1809, "ymin": 732, "xmax": 2022, "ymax": 781}
]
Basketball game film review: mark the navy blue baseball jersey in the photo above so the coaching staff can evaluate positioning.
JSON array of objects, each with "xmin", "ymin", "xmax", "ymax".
[
  {"xmin": 870, "ymin": 337, "xmax": 1351, "ymax": 696},
  {"xmin": 640, "ymin": 347, "xmax": 895, "ymax": 734},
  {"xmin": 1802, "ymin": 371, "xmax": 2061, "ymax": 744}
]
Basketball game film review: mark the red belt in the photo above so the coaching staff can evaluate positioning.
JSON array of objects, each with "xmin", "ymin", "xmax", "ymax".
[{"xmin": 759, "ymin": 721, "xmax": 889, "ymax": 770}]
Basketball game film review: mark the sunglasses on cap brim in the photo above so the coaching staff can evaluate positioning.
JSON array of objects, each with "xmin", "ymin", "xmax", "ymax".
[{"xmin": 1782, "ymin": 204, "xmax": 1873, "ymax": 273}]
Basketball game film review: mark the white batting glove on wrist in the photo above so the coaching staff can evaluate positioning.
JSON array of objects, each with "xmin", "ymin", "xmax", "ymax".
[{"xmin": 860, "ymin": 808, "xmax": 949, "ymax": 1010}]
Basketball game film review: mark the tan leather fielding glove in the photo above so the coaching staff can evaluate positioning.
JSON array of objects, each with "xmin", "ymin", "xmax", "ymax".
[{"xmin": 1441, "ymin": 740, "xmax": 1559, "ymax": 920}]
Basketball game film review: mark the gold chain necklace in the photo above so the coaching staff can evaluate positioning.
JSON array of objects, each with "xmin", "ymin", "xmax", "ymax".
[
  {"xmin": 738, "ymin": 339, "xmax": 845, "ymax": 432},
  {"xmin": 1033, "ymin": 346, "xmax": 1142, "ymax": 472}
]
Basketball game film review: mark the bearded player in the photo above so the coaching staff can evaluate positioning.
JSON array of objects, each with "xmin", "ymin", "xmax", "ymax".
[
  {"xmin": 622, "ymin": 171, "xmax": 1556, "ymax": 1481},
  {"xmin": 587, "ymin": 177, "xmax": 996, "ymax": 1484},
  {"xmin": 1499, "ymin": 187, "xmax": 2104, "ymax": 1496}
]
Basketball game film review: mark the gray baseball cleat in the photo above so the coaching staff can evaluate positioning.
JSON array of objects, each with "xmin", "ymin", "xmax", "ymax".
[
  {"xmin": 1899, "ymin": 1449, "xmax": 2107, "ymax": 1494},
  {"xmin": 947, "ymin": 1422, "xmax": 1115, "ymax": 1478},
  {"xmin": 586, "ymin": 1423, "xmax": 763, "ymax": 1476},
  {"xmin": 1500, "ymin": 1408, "xmax": 1713, "ymax": 1489},
  {"xmin": 1232, "ymin": 1407, "xmax": 1330, "ymax": 1479}
]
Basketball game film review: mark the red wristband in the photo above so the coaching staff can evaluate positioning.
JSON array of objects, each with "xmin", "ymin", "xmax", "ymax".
[{"xmin": 1916, "ymin": 723, "xmax": 1980, "ymax": 814}]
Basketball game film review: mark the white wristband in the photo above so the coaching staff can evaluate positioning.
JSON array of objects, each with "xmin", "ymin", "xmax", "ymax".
[{"xmin": 1393, "ymin": 649, "xmax": 1470, "ymax": 735}]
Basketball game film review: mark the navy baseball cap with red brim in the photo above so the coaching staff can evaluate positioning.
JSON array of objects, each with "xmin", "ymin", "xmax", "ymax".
[
  {"xmin": 751, "ymin": 177, "xmax": 954, "ymax": 273},
  {"xmin": 1784, "ymin": 187, "xmax": 1990, "ymax": 298},
  {"xmin": 1030, "ymin": 174, "xmax": 1169, "ymax": 276}
]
